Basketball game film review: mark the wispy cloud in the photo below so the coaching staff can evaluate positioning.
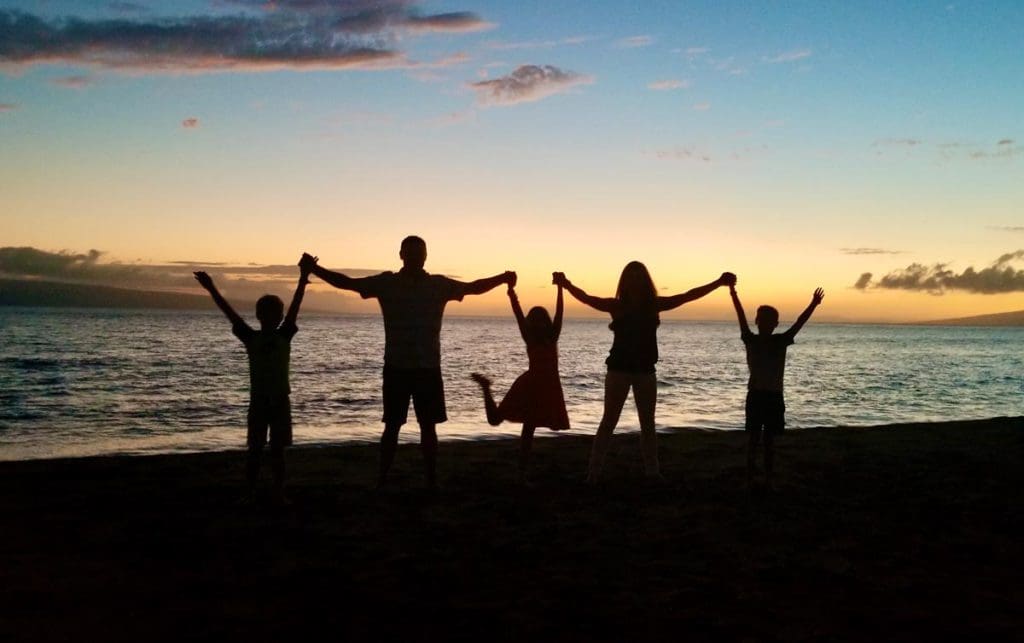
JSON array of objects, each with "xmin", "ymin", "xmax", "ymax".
[
  {"xmin": 764, "ymin": 49, "xmax": 812, "ymax": 64},
  {"xmin": 991, "ymin": 226, "xmax": 1024, "ymax": 233},
  {"xmin": 486, "ymin": 36, "xmax": 591, "ymax": 51},
  {"xmin": 51, "ymin": 74, "xmax": 95, "ymax": 88},
  {"xmin": 841, "ymin": 248, "xmax": 905, "ymax": 255},
  {"xmin": 874, "ymin": 138, "xmax": 922, "ymax": 147},
  {"xmin": 470, "ymin": 64, "xmax": 593, "ymax": 106},
  {"xmin": 647, "ymin": 79, "xmax": 689, "ymax": 91},
  {"xmin": 0, "ymin": 102, "xmax": 16, "ymax": 112},
  {"xmin": 615, "ymin": 35, "xmax": 654, "ymax": 48},
  {"xmin": 181, "ymin": 117, "xmax": 199, "ymax": 129},
  {"xmin": 854, "ymin": 250, "xmax": 1024, "ymax": 294},
  {"xmin": 647, "ymin": 146, "xmax": 713, "ymax": 163},
  {"xmin": 692, "ymin": 102, "xmax": 711, "ymax": 111},
  {"xmin": 0, "ymin": 3, "xmax": 491, "ymax": 74},
  {"xmin": 969, "ymin": 139, "xmax": 1019, "ymax": 160}
]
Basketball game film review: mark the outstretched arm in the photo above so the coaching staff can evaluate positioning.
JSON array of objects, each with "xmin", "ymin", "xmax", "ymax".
[
  {"xmin": 303, "ymin": 252, "xmax": 367, "ymax": 292},
  {"xmin": 194, "ymin": 271, "xmax": 245, "ymax": 327},
  {"xmin": 785, "ymin": 287, "xmax": 825, "ymax": 337},
  {"xmin": 729, "ymin": 284, "xmax": 751, "ymax": 336},
  {"xmin": 552, "ymin": 281, "xmax": 564, "ymax": 340},
  {"xmin": 283, "ymin": 256, "xmax": 314, "ymax": 328},
  {"xmin": 657, "ymin": 272, "xmax": 735, "ymax": 311},
  {"xmin": 463, "ymin": 271, "xmax": 515, "ymax": 297},
  {"xmin": 553, "ymin": 272, "xmax": 616, "ymax": 313}
]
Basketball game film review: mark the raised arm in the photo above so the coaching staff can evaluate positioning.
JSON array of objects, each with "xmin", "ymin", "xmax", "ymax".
[
  {"xmin": 304, "ymin": 252, "xmax": 367, "ymax": 292},
  {"xmin": 463, "ymin": 271, "xmax": 515, "ymax": 297},
  {"xmin": 657, "ymin": 272, "xmax": 735, "ymax": 311},
  {"xmin": 785, "ymin": 287, "xmax": 824, "ymax": 338},
  {"xmin": 507, "ymin": 285, "xmax": 529, "ymax": 342},
  {"xmin": 194, "ymin": 271, "xmax": 245, "ymax": 327},
  {"xmin": 552, "ymin": 281, "xmax": 564, "ymax": 340},
  {"xmin": 553, "ymin": 272, "xmax": 616, "ymax": 313},
  {"xmin": 729, "ymin": 284, "xmax": 751, "ymax": 336},
  {"xmin": 283, "ymin": 256, "xmax": 314, "ymax": 328}
]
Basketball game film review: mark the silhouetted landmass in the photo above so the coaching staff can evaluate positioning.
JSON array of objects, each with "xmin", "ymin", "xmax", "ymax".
[
  {"xmin": 0, "ymin": 278, "xmax": 214, "ymax": 310},
  {"xmin": 920, "ymin": 309, "xmax": 1024, "ymax": 326},
  {"xmin": 1, "ymin": 417, "xmax": 1021, "ymax": 641}
]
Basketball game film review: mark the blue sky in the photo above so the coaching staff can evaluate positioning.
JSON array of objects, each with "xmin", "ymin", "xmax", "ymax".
[{"xmin": 1, "ymin": 0, "xmax": 1022, "ymax": 320}]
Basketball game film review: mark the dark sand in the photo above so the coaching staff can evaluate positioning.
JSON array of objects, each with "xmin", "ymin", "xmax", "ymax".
[{"xmin": 2, "ymin": 417, "xmax": 1022, "ymax": 642}]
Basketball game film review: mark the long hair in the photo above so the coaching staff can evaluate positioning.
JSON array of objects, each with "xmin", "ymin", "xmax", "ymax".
[
  {"xmin": 525, "ymin": 306, "xmax": 556, "ymax": 344},
  {"xmin": 615, "ymin": 261, "xmax": 657, "ymax": 310}
]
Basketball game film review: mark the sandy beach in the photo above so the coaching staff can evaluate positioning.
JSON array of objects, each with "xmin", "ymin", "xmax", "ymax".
[{"xmin": 2, "ymin": 417, "xmax": 1022, "ymax": 641}]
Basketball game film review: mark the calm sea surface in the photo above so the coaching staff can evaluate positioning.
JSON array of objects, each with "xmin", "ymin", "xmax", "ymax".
[{"xmin": 1, "ymin": 307, "xmax": 1021, "ymax": 460}]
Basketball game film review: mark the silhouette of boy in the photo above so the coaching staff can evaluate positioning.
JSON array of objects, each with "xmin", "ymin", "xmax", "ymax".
[
  {"xmin": 303, "ymin": 236, "xmax": 513, "ymax": 489},
  {"xmin": 194, "ymin": 256, "xmax": 312, "ymax": 505},
  {"xmin": 730, "ymin": 284, "xmax": 824, "ymax": 489}
]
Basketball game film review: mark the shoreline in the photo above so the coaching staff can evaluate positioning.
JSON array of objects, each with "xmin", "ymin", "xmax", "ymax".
[{"xmin": 2, "ymin": 416, "xmax": 1022, "ymax": 640}]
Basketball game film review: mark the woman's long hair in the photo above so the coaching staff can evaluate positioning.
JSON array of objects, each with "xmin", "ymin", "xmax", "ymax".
[
  {"xmin": 615, "ymin": 261, "xmax": 658, "ymax": 311},
  {"xmin": 525, "ymin": 306, "xmax": 556, "ymax": 345}
]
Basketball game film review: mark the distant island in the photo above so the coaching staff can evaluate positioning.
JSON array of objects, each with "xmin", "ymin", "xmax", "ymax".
[
  {"xmin": 919, "ymin": 309, "xmax": 1024, "ymax": 327},
  {"xmin": 0, "ymin": 278, "xmax": 214, "ymax": 310}
]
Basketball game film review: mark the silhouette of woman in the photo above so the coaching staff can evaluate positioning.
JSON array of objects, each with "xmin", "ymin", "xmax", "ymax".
[{"xmin": 554, "ymin": 264, "xmax": 734, "ymax": 483}]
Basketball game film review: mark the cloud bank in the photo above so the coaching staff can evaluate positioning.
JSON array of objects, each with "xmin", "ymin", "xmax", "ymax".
[
  {"xmin": 0, "ymin": 3, "xmax": 490, "ymax": 73},
  {"xmin": 470, "ymin": 65, "xmax": 593, "ymax": 106},
  {"xmin": 854, "ymin": 250, "xmax": 1024, "ymax": 294}
]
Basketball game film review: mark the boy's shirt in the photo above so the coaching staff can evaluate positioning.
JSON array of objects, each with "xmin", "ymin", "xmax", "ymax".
[
  {"xmin": 233, "ymin": 321, "xmax": 298, "ymax": 401},
  {"xmin": 741, "ymin": 329, "xmax": 794, "ymax": 393}
]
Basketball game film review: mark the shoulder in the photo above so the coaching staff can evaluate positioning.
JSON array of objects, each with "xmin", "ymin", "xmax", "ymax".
[
  {"xmin": 232, "ymin": 320, "xmax": 255, "ymax": 342},
  {"xmin": 278, "ymin": 321, "xmax": 298, "ymax": 339}
]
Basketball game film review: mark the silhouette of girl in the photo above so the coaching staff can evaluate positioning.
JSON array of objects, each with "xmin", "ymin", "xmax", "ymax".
[
  {"xmin": 472, "ymin": 276, "xmax": 569, "ymax": 482},
  {"xmin": 554, "ymin": 264, "xmax": 734, "ymax": 483}
]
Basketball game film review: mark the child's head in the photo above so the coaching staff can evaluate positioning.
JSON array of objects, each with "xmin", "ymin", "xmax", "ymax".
[
  {"xmin": 256, "ymin": 294, "xmax": 285, "ymax": 329},
  {"xmin": 615, "ymin": 261, "xmax": 657, "ymax": 307},
  {"xmin": 755, "ymin": 305, "xmax": 779, "ymax": 334},
  {"xmin": 525, "ymin": 306, "xmax": 555, "ymax": 343}
]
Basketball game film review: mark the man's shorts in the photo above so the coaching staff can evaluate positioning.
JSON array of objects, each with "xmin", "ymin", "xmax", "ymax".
[
  {"xmin": 382, "ymin": 366, "xmax": 447, "ymax": 426},
  {"xmin": 247, "ymin": 396, "xmax": 293, "ymax": 449},
  {"xmin": 745, "ymin": 390, "xmax": 785, "ymax": 435}
]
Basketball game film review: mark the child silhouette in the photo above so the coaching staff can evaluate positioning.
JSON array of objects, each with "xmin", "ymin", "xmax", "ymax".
[
  {"xmin": 471, "ymin": 274, "xmax": 569, "ymax": 483},
  {"xmin": 194, "ymin": 255, "xmax": 312, "ymax": 505},
  {"xmin": 730, "ymin": 284, "xmax": 824, "ymax": 490}
]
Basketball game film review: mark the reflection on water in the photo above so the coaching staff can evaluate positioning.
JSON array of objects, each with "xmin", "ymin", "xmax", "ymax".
[{"xmin": 0, "ymin": 308, "xmax": 1021, "ymax": 460}]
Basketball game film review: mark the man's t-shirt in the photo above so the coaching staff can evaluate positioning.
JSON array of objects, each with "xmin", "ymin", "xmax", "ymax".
[
  {"xmin": 355, "ymin": 268, "xmax": 465, "ymax": 369},
  {"xmin": 741, "ymin": 330, "xmax": 794, "ymax": 393},
  {"xmin": 233, "ymin": 321, "xmax": 297, "ymax": 401}
]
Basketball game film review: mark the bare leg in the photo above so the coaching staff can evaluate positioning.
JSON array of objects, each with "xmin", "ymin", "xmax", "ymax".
[
  {"xmin": 471, "ymin": 373, "xmax": 502, "ymax": 426},
  {"xmin": 746, "ymin": 430, "xmax": 760, "ymax": 489},
  {"xmin": 587, "ymin": 370, "xmax": 631, "ymax": 484},
  {"xmin": 378, "ymin": 422, "xmax": 401, "ymax": 488},
  {"xmin": 270, "ymin": 444, "xmax": 289, "ymax": 505},
  {"xmin": 519, "ymin": 423, "xmax": 536, "ymax": 483},
  {"xmin": 420, "ymin": 421, "xmax": 438, "ymax": 490},
  {"xmin": 246, "ymin": 446, "xmax": 261, "ymax": 497},
  {"xmin": 632, "ymin": 372, "xmax": 661, "ymax": 478}
]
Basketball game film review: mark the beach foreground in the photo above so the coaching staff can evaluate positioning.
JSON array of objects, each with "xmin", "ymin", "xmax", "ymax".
[{"xmin": 2, "ymin": 417, "xmax": 1022, "ymax": 641}]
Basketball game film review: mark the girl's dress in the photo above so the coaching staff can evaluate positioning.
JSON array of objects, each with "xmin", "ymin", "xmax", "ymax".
[{"xmin": 497, "ymin": 340, "xmax": 570, "ymax": 430}]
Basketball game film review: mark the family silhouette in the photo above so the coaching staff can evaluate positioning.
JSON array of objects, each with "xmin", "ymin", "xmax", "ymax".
[{"xmin": 197, "ymin": 236, "xmax": 824, "ymax": 498}]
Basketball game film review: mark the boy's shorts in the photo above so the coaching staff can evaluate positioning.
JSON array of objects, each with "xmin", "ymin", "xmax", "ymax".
[
  {"xmin": 745, "ymin": 390, "xmax": 785, "ymax": 435},
  {"xmin": 382, "ymin": 366, "xmax": 447, "ymax": 426},
  {"xmin": 247, "ymin": 396, "xmax": 293, "ymax": 449}
]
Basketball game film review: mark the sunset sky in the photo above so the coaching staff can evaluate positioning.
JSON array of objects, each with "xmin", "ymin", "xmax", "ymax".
[{"xmin": 1, "ymin": 1, "xmax": 1022, "ymax": 321}]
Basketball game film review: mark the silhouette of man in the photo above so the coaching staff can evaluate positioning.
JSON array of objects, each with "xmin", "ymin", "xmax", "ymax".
[{"xmin": 304, "ymin": 236, "xmax": 513, "ymax": 489}]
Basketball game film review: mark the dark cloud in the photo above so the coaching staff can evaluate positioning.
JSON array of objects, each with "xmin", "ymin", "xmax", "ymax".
[
  {"xmin": 841, "ymin": 248, "xmax": 905, "ymax": 255},
  {"xmin": 470, "ymin": 64, "xmax": 593, "ymax": 106},
  {"xmin": 853, "ymin": 250, "xmax": 1024, "ymax": 294},
  {"xmin": 0, "ymin": 3, "xmax": 489, "ymax": 73},
  {"xmin": 181, "ymin": 117, "xmax": 199, "ymax": 128}
]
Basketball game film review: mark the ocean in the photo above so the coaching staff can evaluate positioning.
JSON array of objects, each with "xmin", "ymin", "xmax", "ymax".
[{"xmin": 1, "ymin": 307, "xmax": 1021, "ymax": 460}]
